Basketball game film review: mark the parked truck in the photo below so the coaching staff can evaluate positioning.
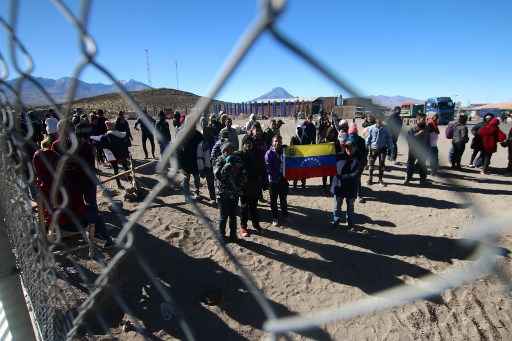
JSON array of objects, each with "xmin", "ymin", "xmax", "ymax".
[
  {"xmin": 400, "ymin": 102, "xmax": 425, "ymax": 118},
  {"xmin": 425, "ymin": 97, "xmax": 455, "ymax": 125}
]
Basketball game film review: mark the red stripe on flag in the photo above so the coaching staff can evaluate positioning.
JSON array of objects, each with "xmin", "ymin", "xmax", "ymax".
[{"xmin": 285, "ymin": 165, "xmax": 336, "ymax": 180}]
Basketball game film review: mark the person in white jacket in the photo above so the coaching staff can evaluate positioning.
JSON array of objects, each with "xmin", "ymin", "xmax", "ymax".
[{"xmin": 197, "ymin": 140, "xmax": 216, "ymax": 202}]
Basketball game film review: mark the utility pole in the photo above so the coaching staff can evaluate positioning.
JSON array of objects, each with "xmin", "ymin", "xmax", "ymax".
[
  {"xmin": 145, "ymin": 49, "xmax": 152, "ymax": 87},
  {"xmin": 175, "ymin": 59, "xmax": 179, "ymax": 90}
]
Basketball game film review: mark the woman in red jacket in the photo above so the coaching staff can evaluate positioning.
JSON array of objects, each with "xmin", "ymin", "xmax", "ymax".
[{"xmin": 478, "ymin": 117, "xmax": 506, "ymax": 174}]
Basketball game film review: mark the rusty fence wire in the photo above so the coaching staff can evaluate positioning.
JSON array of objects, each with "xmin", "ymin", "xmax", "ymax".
[{"xmin": 0, "ymin": 0, "xmax": 510, "ymax": 340}]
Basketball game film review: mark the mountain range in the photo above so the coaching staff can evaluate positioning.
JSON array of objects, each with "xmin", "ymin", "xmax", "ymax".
[
  {"xmin": 251, "ymin": 87, "xmax": 423, "ymax": 108},
  {"xmin": 368, "ymin": 95, "xmax": 424, "ymax": 108},
  {"xmin": 1, "ymin": 77, "xmax": 151, "ymax": 106}
]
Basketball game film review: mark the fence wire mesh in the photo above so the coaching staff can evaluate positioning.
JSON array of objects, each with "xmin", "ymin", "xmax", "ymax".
[{"xmin": 0, "ymin": 0, "xmax": 510, "ymax": 340}]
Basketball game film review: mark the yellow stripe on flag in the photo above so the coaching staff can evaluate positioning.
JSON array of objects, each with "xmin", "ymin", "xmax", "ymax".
[{"xmin": 285, "ymin": 143, "xmax": 335, "ymax": 157}]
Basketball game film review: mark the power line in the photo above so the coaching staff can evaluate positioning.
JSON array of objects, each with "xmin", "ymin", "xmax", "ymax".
[
  {"xmin": 145, "ymin": 49, "xmax": 152, "ymax": 86},
  {"xmin": 175, "ymin": 59, "xmax": 179, "ymax": 90}
]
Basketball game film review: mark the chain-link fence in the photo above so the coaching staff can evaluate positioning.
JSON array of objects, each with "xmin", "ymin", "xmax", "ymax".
[{"xmin": 0, "ymin": 0, "xmax": 510, "ymax": 340}]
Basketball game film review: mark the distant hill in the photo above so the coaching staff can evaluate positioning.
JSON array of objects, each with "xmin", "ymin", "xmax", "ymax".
[
  {"xmin": 252, "ymin": 87, "xmax": 294, "ymax": 101},
  {"xmin": 0, "ymin": 77, "xmax": 151, "ymax": 106},
  {"xmin": 63, "ymin": 88, "xmax": 227, "ymax": 117},
  {"xmin": 369, "ymin": 95, "xmax": 424, "ymax": 108}
]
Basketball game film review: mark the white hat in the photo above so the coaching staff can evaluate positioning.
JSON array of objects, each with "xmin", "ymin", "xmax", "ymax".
[{"xmin": 45, "ymin": 117, "xmax": 58, "ymax": 135}]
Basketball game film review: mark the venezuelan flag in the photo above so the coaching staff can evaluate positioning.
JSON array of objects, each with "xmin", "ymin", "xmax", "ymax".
[{"xmin": 284, "ymin": 143, "xmax": 337, "ymax": 180}]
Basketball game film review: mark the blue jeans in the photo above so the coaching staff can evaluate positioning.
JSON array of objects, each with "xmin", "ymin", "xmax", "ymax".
[{"xmin": 332, "ymin": 196, "xmax": 355, "ymax": 226}]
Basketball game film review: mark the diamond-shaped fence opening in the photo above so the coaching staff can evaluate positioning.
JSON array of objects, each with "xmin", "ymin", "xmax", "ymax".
[{"xmin": 0, "ymin": 0, "xmax": 510, "ymax": 340}]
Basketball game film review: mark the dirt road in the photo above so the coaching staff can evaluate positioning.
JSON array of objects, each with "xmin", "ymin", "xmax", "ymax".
[{"xmin": 95, "ymin": 118, "xmax": 512, "ymax": 340}]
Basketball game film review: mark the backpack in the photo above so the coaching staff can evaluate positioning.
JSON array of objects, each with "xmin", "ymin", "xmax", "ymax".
[{"xmin": 445, "ymin": 123, "xmax": 454, "ymax": 139}]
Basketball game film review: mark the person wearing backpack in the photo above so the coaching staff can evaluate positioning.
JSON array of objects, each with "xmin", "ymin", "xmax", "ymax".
[{"xmin": 448, "ymin": 114, "xmax": 469, "ymax": 169}]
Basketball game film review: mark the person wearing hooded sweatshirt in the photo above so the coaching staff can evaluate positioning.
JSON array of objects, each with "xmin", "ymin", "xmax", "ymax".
[
  {"xmin": 365, "ymin": 117, "xmax": 393, "ymax": 186},
  {"xmin": 330, "ymin": 141, "xmax": 360, "ymax": 229},
  {"xmin": 114, "ymin": 111, "xmax": 133, "ymax": 147},
  {"xmin": 478, "ymin": 117, "xmax": 506, "ymax": 174},
  {"xmin": 220, "ymin": 117, "xmax": 239, "ymax": 151},
  {"xmin": 404, "ymin": 113, "xmax": 430, "ymax": 185},
  {"xmin": 245, "ymin": 113, "xmax": 258, "ymax": 133},
  {"xmin": 449, "ymin": 114, "xmax": 469, "ymax": 169},
  {"xmin": 155, "ymin": 111, "xmax": 172, "ymax": 155},
  {"xmin": 290, "ymin": 124, "xmax": 307, "ymax": 189},
  {"xmin": 96, "ymin": 121, "xmax": 131, "ymax": 189},
  {"xmin": 45, "ymin": 116, "xmax": 59, "ymax": 145},
  {"xmin": 348, "ymin": 124, "xmax": 368, "ymax": 203},
  {"xmin": 134, "ymin": 110, "xmax": 156, "ymax": 159},
  {"xmin": 469, "ymin": 113, "xmax": 494, "ymax": 167}
]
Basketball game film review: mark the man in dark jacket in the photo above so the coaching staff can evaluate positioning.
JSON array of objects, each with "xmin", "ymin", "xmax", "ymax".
[
  {"xmin": 265, "ymin": 135, "xmax": 288, "ymax": 227},
  {"xmin": 449, "ymin": 114, "xmax": 469, "ymax": 169},
  {"xmin": 134, "ymin": 110, "xmax": 156, "ymax": 159},
  {"xmin": 97, "ymin": 121, "xmax": 131, "ymax": 189},
  {"xmin": 238, "ymin": 136, "xmax": 263, "ymax": 236},
  {"xmin": 114, "ymin": 111, "xmax": 133, "ymax": 147},
  {"xmin": 95, "ymin": 109, "xmax": 108, "ymax": 135},
  {"xmin": 178, "ymin": 127, "xmax": 203, "ymax": 198},
  {"xmin": 155, "ymin": 111, "xmax": 172, "ymax": 155},
  {"xmin": 386, "ymin": 106, "xmax": 403, "ymax": 162},
  {"xmin": 404, "ymin": 113, "xmax": 430, "ymax": 185}
]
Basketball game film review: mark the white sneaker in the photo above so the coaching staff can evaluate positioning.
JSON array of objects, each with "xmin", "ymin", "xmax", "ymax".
[{"xmin": 271, "ymin": 220, "xmax": 279, "ymax": 227}]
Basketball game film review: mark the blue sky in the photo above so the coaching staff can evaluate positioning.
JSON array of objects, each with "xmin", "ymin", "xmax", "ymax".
[{"xmin": 1, "ymin": 0, "xmax": 511, "ymax": 104}]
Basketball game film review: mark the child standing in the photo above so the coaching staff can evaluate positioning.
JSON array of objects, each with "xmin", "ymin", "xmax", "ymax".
[
  {"xmin": 214, "ymin": 142, "xmax": 246, "ymax": 242},
  {"xmin": 331, "ymin": 141, "xmax": 360, "ymax": 230}
]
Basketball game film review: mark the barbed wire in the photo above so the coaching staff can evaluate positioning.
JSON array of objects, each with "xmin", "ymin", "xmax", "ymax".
[{"xmin": 0, "ymin": 0, "xmax": 510, "ymax": 340}]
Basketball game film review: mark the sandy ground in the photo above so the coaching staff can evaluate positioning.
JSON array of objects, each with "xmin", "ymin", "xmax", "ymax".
[{"xmin": 74, "ymin": 118, "xmax": 512, "ymax": 340}]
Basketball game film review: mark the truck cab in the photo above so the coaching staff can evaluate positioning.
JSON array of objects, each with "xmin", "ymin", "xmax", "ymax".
[
  {"xmin": 400, "ymin": 102, "xmax": 424, "ymax": 118},
  {"xmin": 425, "ymin": 97, "xmax": 455, "ymax": 125}
]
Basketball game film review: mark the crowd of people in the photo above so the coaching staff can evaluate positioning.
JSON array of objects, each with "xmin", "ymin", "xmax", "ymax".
[{"xmin": 24, "ymin": 105, "xmax": 512, "ymax": 247}]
